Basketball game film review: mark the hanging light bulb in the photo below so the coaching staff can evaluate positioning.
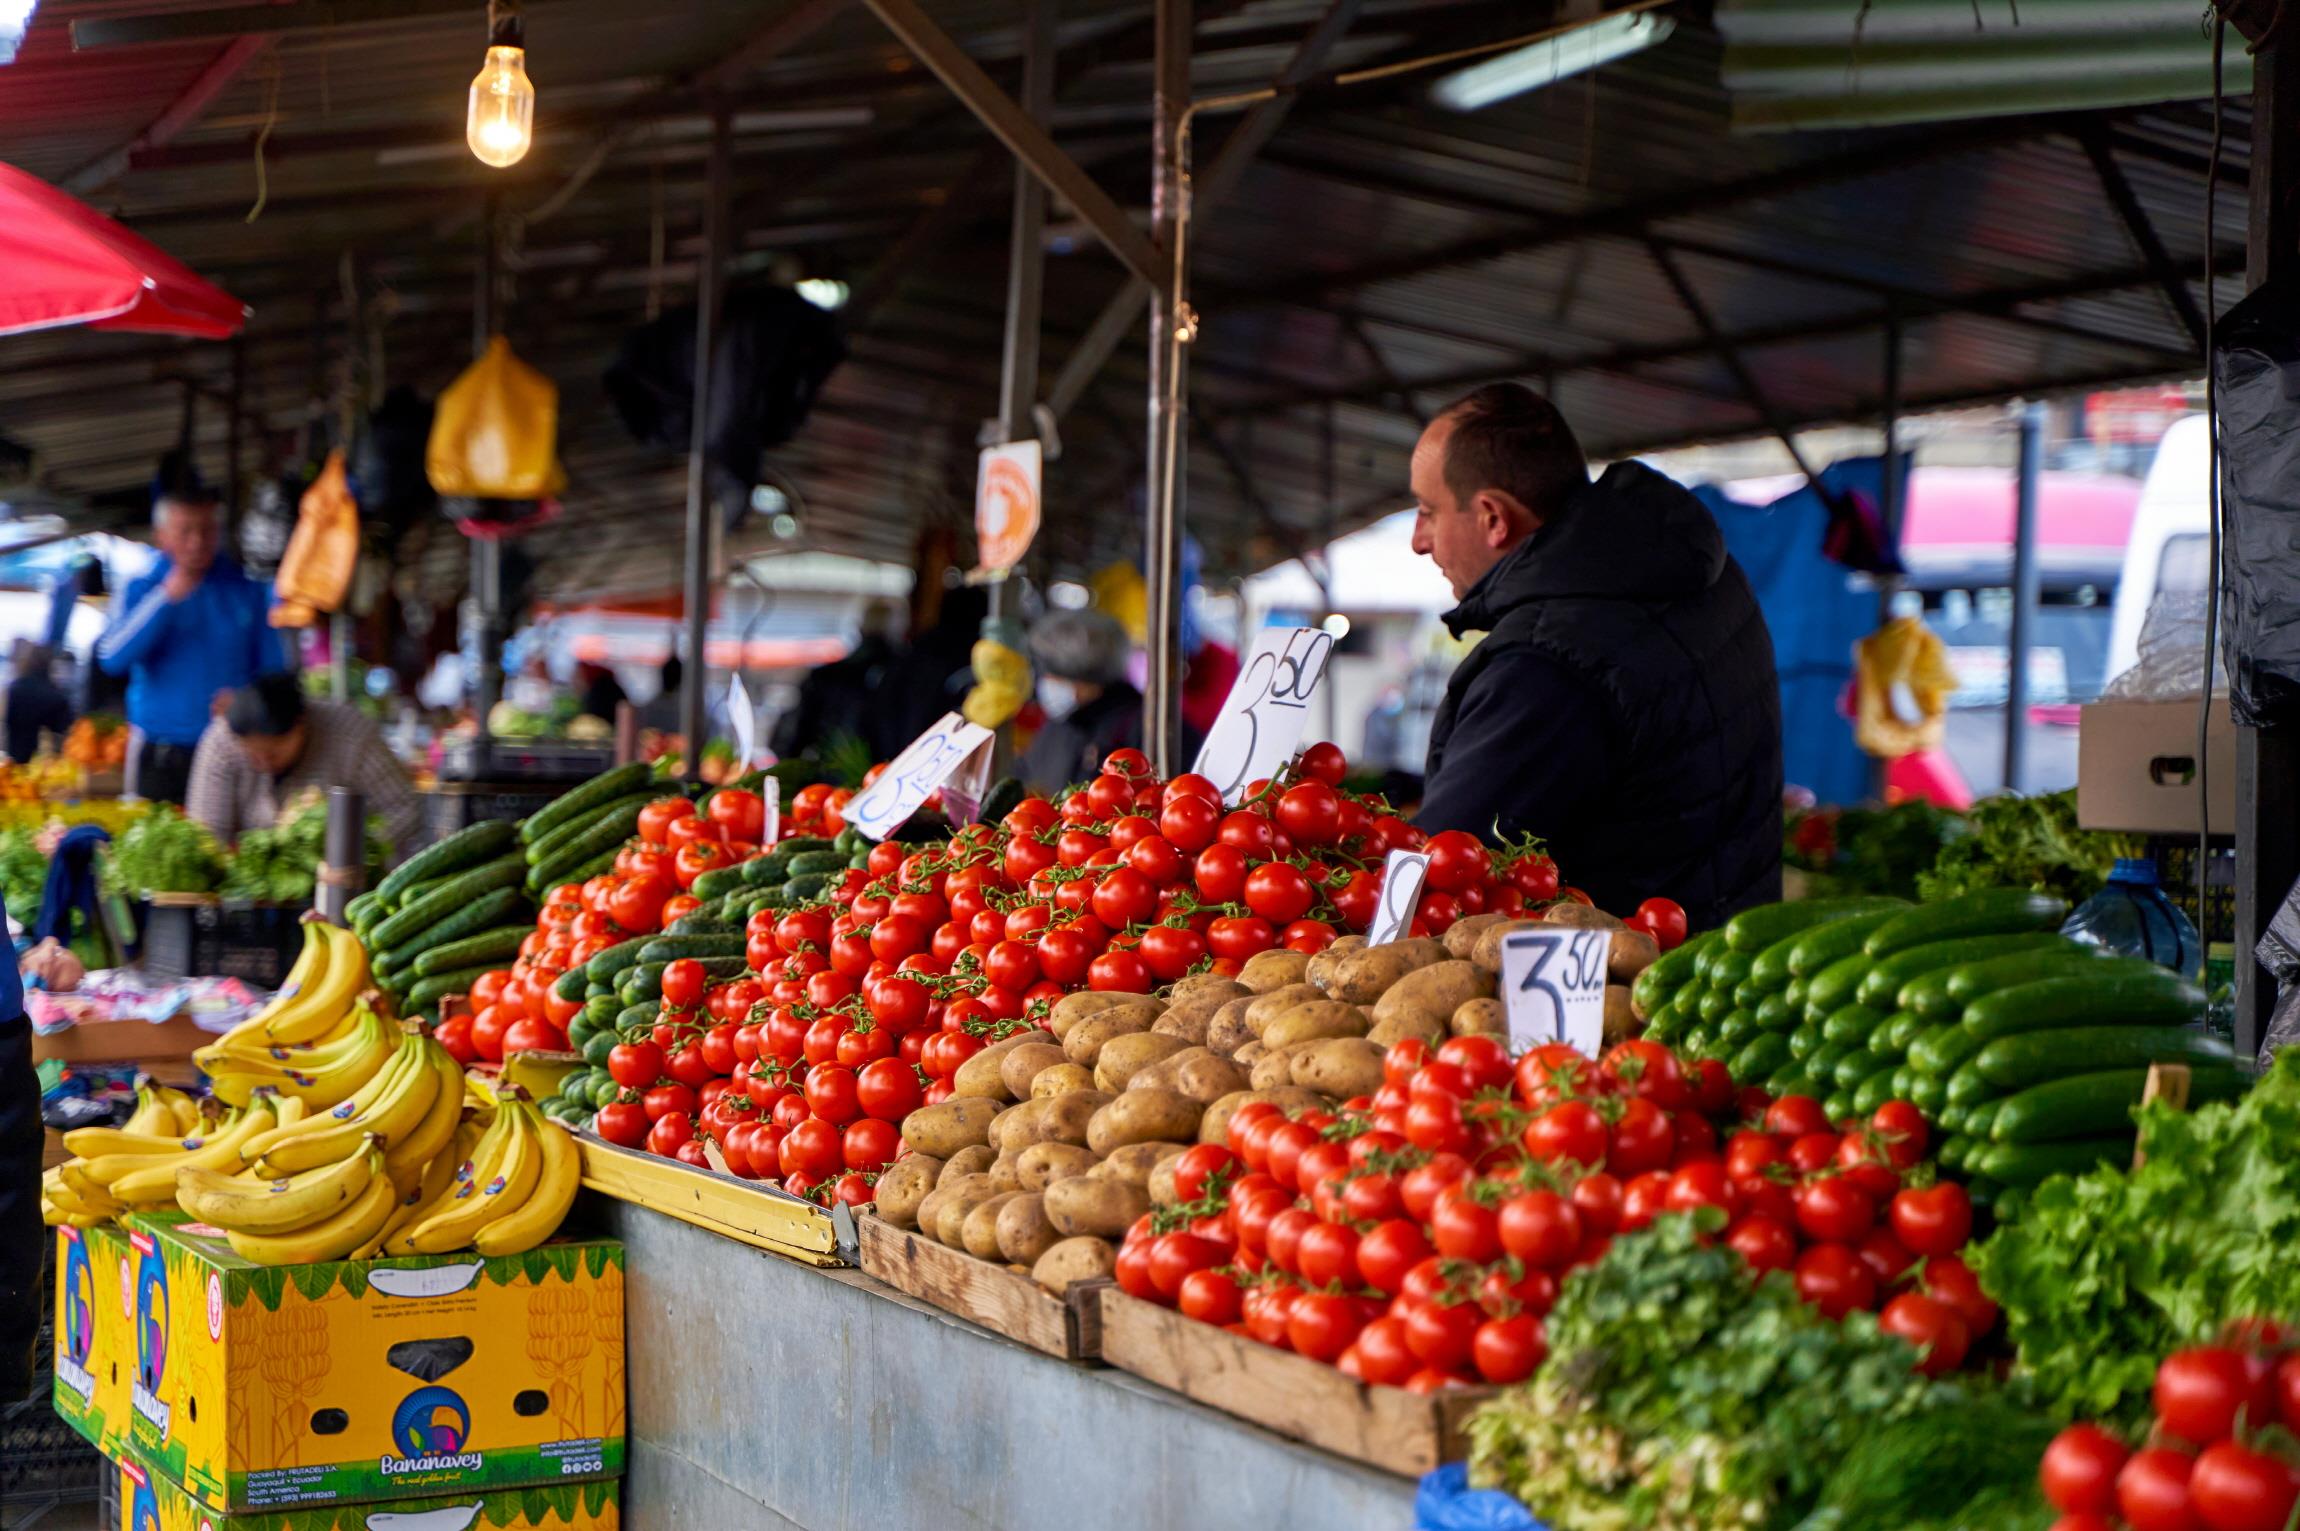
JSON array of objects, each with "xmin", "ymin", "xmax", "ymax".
[{"xmin": 467, "ymin": 0, "xmax": 534, "ymax": 168}]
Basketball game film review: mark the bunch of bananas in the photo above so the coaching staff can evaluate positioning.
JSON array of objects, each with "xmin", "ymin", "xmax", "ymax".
[
  {"xmin": 42, "ymin": 1081, "xmax": 221, "ymax": 1226},
  {"xmin": 194, "ymin": 923, "xmax": 386, "ymax": 1110}
]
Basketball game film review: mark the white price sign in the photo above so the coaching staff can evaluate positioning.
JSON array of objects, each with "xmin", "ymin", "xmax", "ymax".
[
  {"xmin": 843, "ymin": 712, "xmax": 994, "ymax": 842},
  {"xmin": 759, "ymin": 787, "xmax": 779, "ymax": 848},
  {"xmin": 1365, "ymin": 851, "xmax": 1430, "ymax": 946},
  {"xmin": 1497, "ymin": 927, "xmax": 1613, "ymax": 1060},
  {"xmin": 1190, "ymin": 626, "xmax": 1336, "ymax": 803}
]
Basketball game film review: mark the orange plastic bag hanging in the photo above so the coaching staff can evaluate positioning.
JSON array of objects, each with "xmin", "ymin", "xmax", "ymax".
[
  {"xmin": 270, "ymin": 449, "xmax": 360, "ymax": 628},
  {"xmin": 1853, "ymin": 615, "xmax": 1958, "ymax": 759},
  {"xmin": 425, "ymin": 335, "xmax": 567, "ymax": 499}
]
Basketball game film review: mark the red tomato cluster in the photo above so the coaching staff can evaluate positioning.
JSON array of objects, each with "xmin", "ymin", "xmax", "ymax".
[
  {"xmin": 2041, "ymin": 1326, "xmax": 2300, "ymax": 1531},
  {"xmin": 786, "ymin": 781, "xmax": 853, "ymax": 839},
  {"xmin": 1109, "ymin": 1038, "xmax": 1990, "ymax": 1390}
]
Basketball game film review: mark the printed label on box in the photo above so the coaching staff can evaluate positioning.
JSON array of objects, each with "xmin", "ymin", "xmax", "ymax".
[{"xmin": 114, "ymin": 1447, "xmax": 623, "ymax": 1531}]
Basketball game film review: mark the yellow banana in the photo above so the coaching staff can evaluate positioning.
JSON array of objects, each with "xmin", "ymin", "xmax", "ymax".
[
  {"xmin": 160, "ymin": 1086, "xmax": 200, "ymax": 1136},
  {"xmin": 234, "ymin": 920, "xmax": 330, "ymax": 1039},
  {"xmin": 462, "ymin": 1071, "xmax": 500, "ymax": 1119},
  {"xmin": 56, "ymin": 1161, "xmax": 122, "ymax": 1215},
  {"xmin": 120, "ymin": 1084, "xmax": 173, "ymax": 1136},
  {"xmin": 78, "ymin": 1109, "xmax": 244, "ymax": 1187},
  {"xmin": 43, "ymin": 1167, "xmax": 115, "ymax": 1220},
  {"xmin": 175, "ymin": 1134, "xmax": 378, "ymax": 1232},
  {"xmin": 239, "ymin": 1032, "xmax": 416, "ymax": 1161},
  {"xmin": 260, "ymin": 1040, "xmax": 441, "ymax": 1175},
  {"xmin": 200, "ymin": 992, "xmax": 386, "ymax": 1072},
  {"xmin": 472, "ymin": 1113, "xmax": 581, "ymax": 1256},
  {"xmin": 358, "ymin": 1119, "xmax": 473, "ymax": 1259},
  {"xmin": 383, "ymin": 1046, "xmax": 468, "ymax": 1198},
  {"xmin": 62, "ymin": 1124, "xmax": 196, "ymax": 1159},
  {"xmin": 104, "ymin": 1103, "xmax": 280, "ymax": 1204},
  {"xmin": 266, "ymin": 923, "xmax": 369, "ymax": 1044},
  {"xmin": 225, "ymin": 1152, "xmax": 398, "ymax": 1265},
  {"xmin": 395, "ymin": 1100, "xmax": 527, "ymax": 1256},
  {"xmin": 208, "ymin": 1005, "xmax": 396, "ymax": 1111},
  {"xmin": 275, "ymin": 1094, "xmax": 308, "ymax": 1128}
]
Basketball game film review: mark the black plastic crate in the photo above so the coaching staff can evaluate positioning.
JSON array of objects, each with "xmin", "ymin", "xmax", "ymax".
[
  {"xmin": 138, "ymin": 898, "xmax": 304, "ymax": 988},
  {"xmin": 0, "ymin": 1392, "xmax": 103, "ymax": 1512},
  {"xmin": 423, "ymin": 783, "xmax": 566, "ymax": 844}
]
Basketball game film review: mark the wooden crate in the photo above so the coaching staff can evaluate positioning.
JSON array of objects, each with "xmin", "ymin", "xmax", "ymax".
[
  {"xmin": 1093, "ymin": 1284, "xmax": 1496, "ymax": 1477},
  {"xmin": 855, "ymin": 1212, "xmax": 1101, "ymax": 1362}
]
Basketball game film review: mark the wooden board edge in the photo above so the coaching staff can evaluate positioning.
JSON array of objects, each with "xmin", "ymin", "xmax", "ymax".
[{"xmin": 577, "ymin": 1135, "xmax": 840, "ymax": 1259}]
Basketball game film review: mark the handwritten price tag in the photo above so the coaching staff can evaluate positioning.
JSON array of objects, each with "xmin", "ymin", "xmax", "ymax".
[
  {"xmin": 1498, "ymin": 927, "xmax": 1613, "ymax": 1060},
  {"xmin": 1191, "ymin": 626, "xmax": 1336, "ymax": 804},
  {"xmin": 1366, "ymin": 851, "xmax": 1430, "ymax": 946},
  {"xmin": 843, "ymin": 712, "xmax": 994, "ymax": 843}
]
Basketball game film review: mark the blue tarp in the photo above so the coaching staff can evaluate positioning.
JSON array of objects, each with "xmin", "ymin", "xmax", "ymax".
[
  {"xmin": 1691, "ymin": 453, "xmax": 1908, "ymax": 808},
  {"xmin": 1415, "ymin": 1464, "xmax": 1546, "ymax": 1531}
]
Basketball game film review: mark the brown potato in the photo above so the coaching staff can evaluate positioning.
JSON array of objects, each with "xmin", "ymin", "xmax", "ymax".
[
  {"xmin": 1015, "ymin": 1141, "xmax": 1098, "ymax": 1190},
  {"xmin": 1043, "ymin": 1174, "xmax": 1152, "ymax": 1238},
  {"xmin": 1262, "ymin": 1000, "xmax": 1372, "ymax": 1049},
  {"xmin": 1471, "ymin": 919, "xmax": 1545, "ymax": 974},
  {"xmin": 1232, "ymin": 1039, "xmax": 1268, "ymax": 1070},
  {"xmin": 1205, "ymin": 996, "xmax": 1258, "ymax": 1058},
  {"xmin": 1370, "ymin": 960, "xmax": 1494, "ymax": 1034},
  {"xmin": 1452, "ymin": 997, "xmax": 1509, "ymax": 1039},
  {"xmin": 904, "ymin": 1097, "xmax": 1003, "ymax": 1158},
  {"xmin": 1237, "ymin": 948, "xmax": 1313, "ymax": 993},
  {"xmin": 1085, "ymin": 1088, "xmax": 1203, "ymax": 1155},
  {"xmin": 996, "ymin": 1091, "xmax": 1112, "ymax": 1152},
  {"xmin": 1244, "ymin": 983, "xmax": 1323, "ymax": 1037},
  {"xmin": 1445, "ymin": 913, "xmax": 1512, "ymax": 961},
  {"xmin": 1096, "ymin": 1140, "xmax": 1185, "ymax": 1189},
  {"xmin": 1608, "ymin": 928, "xmax": 1661, "ymax": 984},
  {"xmin": 872, "ymin": 1155, "xmax": 943, "ymax": 1228},
  {"xmin": 1249, "ymin": 1043, "xmax": 1308, "ymax": 1093},
  {"xmin": 999, "ymin": 1042, "xmax": 1071, "ymax": 1101},
  {"xmin": 952, "ymin": 1030, "xmax": 1056, "ymax": 1100},
  {"xmin": 1292, "ymin": 1037, "xmax": 1386, "ymax": 1098},
  {"xmin": 1260, "ymin": 1085, "xmax": 1329, "ymax": 1116},
  {"xmin": 1093, "ymin": 1031, "xmax": 1193, "ymax": 1092},
  {"xmin": 913, "ymin": 1186, "xmax": 953, "ymax": 1240},
  {"xmin": 1604, "ymin": 984, "xmax": 1640, "ymax": 1046},
  {"xmin": 962, "ymin": 1191, "xmax": 1023, "ymax": 1258},
  {"xmin": 1324, "ymin": 938, "xmax": 1448, "ymax": 1004},
  {"xmin": 995, "ymin": 1193, "xmax": 1061, "ymax": 1266},
  {"xmin": 1031, "ymin": 1235, "xmax": 1117, "ymax": 1294},
  {"xmin": 930, "ymin": 1173, "xmax": 996, "ymax": 1246},
  {"xmin": 936, "ymin": 1144, "xmax": 997, "ymax": 1186},
  {"xmin": 1148, "ymin": 1151, "xmax": 1188, "ymax": 1206},
  {"xmin": 1030, "ymin": 1062, "xmax": 1096, "ymax": 1098},
  {"xmin": 1048, "ymin": 990, "xmax": 1145, "ymax": 1040},
  {"xmin": 1198, "ymin": 1090, "xmax": 1261, "ymax": 1148},
  {"xmin": 1130, "ymin": 1046, "xmax": 1249, "ymax": 1105},
  {"xmin": 1154, "ymin": 983, "xmax": 1245, "ymax": 1045},
  {"xmin": 1366, "ymin": 1009, "xmax": 1447, "ymax": 1050},
  {"xmin": 1167, "ymin": 973, "xmax": 1249, "ymax": 1006},
  {"xmin": 987, "ymin": 1152, "xmax": 1023, "ymax": 1193},
  {"xmin": 1306, "ymin": 934, "xmax": 1369, "ymax": 994},
  {"xmin": 1541, "ymin": 902, "xmax": 1627, "ymax": 931},
  {"xmin": 1062, "ymin": 1005, "xmax": 1160, "ymax": 1067}
]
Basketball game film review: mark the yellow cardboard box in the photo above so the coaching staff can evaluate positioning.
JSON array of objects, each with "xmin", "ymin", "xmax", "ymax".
[
  {"xmin": 115, "ymin": 1451, "xmax": 621, "ymax": 1531},
  {"xmin": 52, "ymin": 1222, "xmax": 135, "ymax": 1456},
  {"xmin": 120, "ymin": 1213, "xmax": 623, "ymax": 1515}
]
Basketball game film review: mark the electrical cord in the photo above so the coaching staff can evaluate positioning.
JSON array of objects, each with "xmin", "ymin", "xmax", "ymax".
[{"xmin": 2198, "ymin": 15, "xmax": 2225, "ymax": 944}]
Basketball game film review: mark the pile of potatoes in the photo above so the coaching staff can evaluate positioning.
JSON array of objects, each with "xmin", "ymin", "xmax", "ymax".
[{"xmin": 871, "ymin": 907, "xmax": 1662, "ymax": 1297}]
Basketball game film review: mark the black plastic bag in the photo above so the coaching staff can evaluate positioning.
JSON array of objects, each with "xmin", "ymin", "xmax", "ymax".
[{"xmin": 2212, "ymin": 280, "xmax": 2300, "ymax": 727}]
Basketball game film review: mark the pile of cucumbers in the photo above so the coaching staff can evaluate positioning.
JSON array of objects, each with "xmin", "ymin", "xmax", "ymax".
[
  {"xmin": 1637, "ymin": 889, "xmax": 2238, "ymax": 1215},
  {"xmin": 346, "ymin": 817, "xmax": 536, "ymax": 1020}
]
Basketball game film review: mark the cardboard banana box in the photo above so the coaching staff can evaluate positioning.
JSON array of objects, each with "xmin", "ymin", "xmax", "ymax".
[{"xmin": 113, "ymin": 1450, "xmax": 621, "ymax": 1531}]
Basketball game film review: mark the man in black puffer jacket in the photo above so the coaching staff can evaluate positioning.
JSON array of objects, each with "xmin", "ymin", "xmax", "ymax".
[{"xmin": 1409, "ymin": 384, "xmax": 1782, "ymax": 930}]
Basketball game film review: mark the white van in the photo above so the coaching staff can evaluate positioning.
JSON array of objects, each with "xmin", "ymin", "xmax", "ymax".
[{"xmin": 2106, "ymin": 413, "xmax": 2213, "ymax": 685}]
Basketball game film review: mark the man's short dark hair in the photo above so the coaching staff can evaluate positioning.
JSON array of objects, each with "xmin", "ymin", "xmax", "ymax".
[
  {"xmin": 227, "ymin": 672, "xmax": 307, "ymax": 738},
  {"xmin": 1439, "ymin": 384, "xmax": 1589, "ymax": 517}
]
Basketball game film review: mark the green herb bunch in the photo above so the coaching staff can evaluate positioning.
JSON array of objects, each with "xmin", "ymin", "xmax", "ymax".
[{"xmin": 107, "ymin": 804, "xmax": 227, "ymax": 896}]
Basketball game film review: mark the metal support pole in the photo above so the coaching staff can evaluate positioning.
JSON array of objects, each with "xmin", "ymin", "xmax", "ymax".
[
  {"xmin": 1141, "ymin": 0, "xmax": 1189, "ymax": 773},
  {"xmin": 679, "ymin": 111, "xmax": 732, "ymax": 768},
  {"xmin": 2005, "ymin": 401, "xmax": 2043, "ymax": 795},
  {"xmin": 319, "ymin": 787, "xmax": 365, "ymax": 922},
  {"xmin": 2237, "ymin": 29, "xmax": 2300, "ymax": 1056},
  {"xmin": 992, "ymin": 0, "xmax": 1054, "ymax": 630},
  {"xmin": 470, "ymin": 197, "xmax": 503, "ymax": 745}
]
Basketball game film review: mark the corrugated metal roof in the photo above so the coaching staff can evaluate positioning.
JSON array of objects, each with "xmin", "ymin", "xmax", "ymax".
[{"xmin": 0, "ymin": 0, "xmax": 2251, "ymax": 602}]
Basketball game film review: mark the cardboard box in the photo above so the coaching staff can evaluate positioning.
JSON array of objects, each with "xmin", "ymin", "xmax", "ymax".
[
  {"xmin": 113, "ymin": 1450, "xmax": 622, "ymax": 1531},
  {"xmin": 53, "ymin": 1221, "xmax": 135, "ymax": 1458},
  {"xmin": 2077, "ymin": 698, "xmax": 2237, "ymax": 835},
  {"xmin": 120, "ymin": 1213, "xmax": 623, "ymax": 1515}
]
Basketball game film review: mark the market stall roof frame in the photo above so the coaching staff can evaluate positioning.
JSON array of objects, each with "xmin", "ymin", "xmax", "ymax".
[{"xmin": 0, "ymin": 0, "xmax": 2245, "ymax": 600}]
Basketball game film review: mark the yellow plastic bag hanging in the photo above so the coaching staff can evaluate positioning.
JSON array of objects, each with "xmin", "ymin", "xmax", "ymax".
[
  {"xmin": 270, "ymin": 449, "xmax": 359, "ymax": 628},
  {"xmin": 1853, "ymin": 615, "xmax": 1958, "ymax": 758},
  {"xmin": 425, "ymin": 336, "xmax": 567, "ymax": 499},
  {"xmin": 963, "ymin": 637, "xmax": 1032, "ymax": 728}
]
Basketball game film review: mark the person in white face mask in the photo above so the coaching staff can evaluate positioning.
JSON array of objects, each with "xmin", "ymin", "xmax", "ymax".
[{"xmin": 1015, "ymin": 607, "xmax": 1143, "ymax": 795}]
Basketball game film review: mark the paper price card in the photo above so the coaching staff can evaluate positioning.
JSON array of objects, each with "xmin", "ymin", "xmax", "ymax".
[
  {"xmin": 1366, "ymin": 851, "xmax": 1431, "ymax": 946},
  {"xmin": 843, "ymin": 712, "xmax": 994, "ymax": 842},
  {"xmin": 1497, "ymin": 926, "xmax": 1614, "ymax": 1059},
  {"xmin": 1191, "ymin": 625, "xmax": 1337, "ymax": 803}
]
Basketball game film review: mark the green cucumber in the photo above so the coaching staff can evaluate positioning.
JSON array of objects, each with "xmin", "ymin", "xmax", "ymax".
[
  {"xmin": 589, "ymin": 1074, "xmax": 622, "ymax": 1110},
  {"xmin": 369, "ymin": 857, "xmax": 526, "ymax": 950},
  {"xmin": 524, "ymin": 792, "xmax": 654, "ymax": 891},
  {"xmin": 1879, "ymin": 1010, "xmax": 1932, "ymax": 1053},
  {"xmin": 1993, "ymin": 1186, "xmax": 2027, "ymax": 1223},
  {"xmin": 411, "ymin": 924, "xmax": 529, "ymax": 979},
  {"xmin": 1989, "ymin": 1066, "xmax": 2248, "ymax": 1143},
  {"xmin": 1820, "ymin": 1004, "xmax": 1887, "ymax": 1047},
  {"xmin": 1962, "ymin": 1100, "xmax": 2005, "ymax": 1142},
  {"xmin": 1730, "ymin": 1033, "xmax": 1791, "ymax": 1081},
  {"xmin": 1643, "ymin": 996, "xmax": 1689, "ymax": 1042},
  {"xmin": 1973, "ymin": 1136, "xmax": 2133, "ymax": 1188},
  {"xmin": 582, "ymin": 1030, "xmax": 618, "ymax": 1066},
  {"xmin": 1961, "ymin": 971, "xmax": 2207, "ymax": 1043},
  {"xmin": 1708, "ymin": 949, "xmax": 1755, "ymax": 992},
  {"xmin": 345, "ymin": 891, "xmax": 382, "ymax": 930},
  {"xmin": 785, "ymin": 849, "xmax": 848, "ymax": 878},
  {"xmin": 377, "ymin": 818, "xmax": 520, "ymax": 905},
  {"xmin": 1969, "ymin": 1026, "xmax": 2235, "ymax": 1093},
  {"xmin": 619, "ymin": 965, "xmax": 667, "ymax": 1006},
  {"xmin": 777, "ymin": 835, "xmax": 836, "ymax": 858},
  {"xmin": 1937, "ymin": 1134, "xmax": 1971, "ymax": 1172},
  {"xmin": 585, "ymin": 938, "xmax": 652, "ymax": 988},
  {"xmin": 616, "ymin": 1002, "xmax": 658, "ymax": 1035},
  {"xmin": 1768, "ymin": 1070, "xmax": 1820, "ymax": 1100},
  {"xmin": 1697, "ymin": 987, "xmax": 1735, "ymax": 1025},
  {"xmin": 567, "ymin": 1010, "xmax": 603, "ymax": 1051},
  {"xmin": 1889, "ymin": 1064, "xmax": 1917, "ymax": 1100},
  {"xmin": 1937, "ymin": 945, "xmax": 2116, "ymax": 1012},
  {"xmin": 1832, "ymin": 1046, "xmax": 1886, "ymax": 1090},
  {"xmin": 1634, "ymin": 928, "xmax": 1718, "ymax": 1012},
  {"xmin": 1754, "ymin": 993, "xmax": 1800, "ymax": 1032},
  {"xmin": 550, "ymin": 966, "xmax": 591, "ymax": 1004},
  {"xmin": 1806, "ymin": 1039, "xmax": 1855, "ymax": 1081},
  {"xmin": 581, "ymin": 993, "xmax": 622, "ymax": 1030},
  {"xmin": 637, "ymin": 933, "xmax": 748, "ymax": 964},
  {"xmin": 1787, "ymin": 1022, "xmax": 1825, "ymax": 1060},
  {"xmin": 404, "ymin": 963, "xmax": 502, "ymax": 1009},
  {"xmin": 1939, "ymin": 1100, "xmax": 1973, "ymax": 1134},
  {"xmin": 1715, "ymin": 1010, "xmax": 1759, "ymax": 1049},
  {"xmin": 1944, "ymin": 1061, "xmax": 2000, "ymax": 1110},
  {"xmin": 1909, "ymin": 1071, "xmax": 1952, "ymax": 1115},
  {"xmin": 1678, "ymin": 1024, "xmax": 1714, "ymax": 1057},
  {"xmin": 1782, "ymin": 977, "xmax": 1810, "ymax": 1014},
  {"xmin": 1733, "ymin": 979, "xmax": 1770, "ymax": 1011},
  {"xmin": 518, "ymin": 762, "xmax": 655, "ymax": 846},
  {"xmin": 742, "ymin": 852, "xmax": 796, "ymax": 888},
  {"xmin": 377, "ymin": 885, "xmax": 525, "ymax": 972},
  {"xmin": 1724, "ymin": 896, "xmax": 1909, "ymax": 953},
  {"xmin": 1822, "ymin": 1088, "xmax": 1856, "ymax": 1121},
  {"xmin": 1784, "ymin": 908, "xmax": 1909, "ymax": 979},
  {"xmin": 1909, "ymin": 1022, "xmax": 1987, "ymax": 1080},
  {"xmin": 783, "ymin": 872, "xmax": 834, "ymax": 902},
  {"xmin": 1862, "ymin": 889, "xmax": 2071, "ymax": 961},
  {"xmin": 1856, "ymin": 933, "xmax": 2066, "ymax": 1011},
  {"xmin": 1805, "ymin": 953, "xmax": 1874, "ymax": 1018},
  {"xmin": 689, "ymin": 865, "xmax": 751, "ymax": 902},
  {"xmin": 666, "ymin": 913, "xmax": 738, "ymax": 938}
]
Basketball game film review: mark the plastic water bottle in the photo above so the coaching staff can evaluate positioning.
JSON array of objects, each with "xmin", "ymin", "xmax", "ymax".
[{"xmin": 2061, "ymin": 858, "xmax": 2204, "ymax": 982}]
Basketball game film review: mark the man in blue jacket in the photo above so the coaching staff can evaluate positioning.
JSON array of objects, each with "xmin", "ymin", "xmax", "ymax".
[
  {"xmin": 96, "ymin": 488, "xmax": 288, "ymax": 804},
  {"xmin": 1408, "ymin": 384, "xmax": 1783, "ymax": 930}
]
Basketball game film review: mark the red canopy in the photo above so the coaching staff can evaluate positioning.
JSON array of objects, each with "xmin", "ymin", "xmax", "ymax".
[{"xmin": 0, "ymin": 161, "xmax": 247, "ymax": 339}]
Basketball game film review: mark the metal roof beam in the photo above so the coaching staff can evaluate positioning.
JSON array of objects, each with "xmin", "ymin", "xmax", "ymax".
[
  {"xmin": 71, "ymin": 0, "xmax": 490, "ymax": 47},
  {"xmin": 2081, "ymin": 128, "xmax": 2211, "ymax": 353},
  {"xmin": 65, "ymin": 34, "xmax": 275, "ymax": 195},
  {"xmin": 1644, "ymin": 239, "xmax": 1826, "ymax": 489}
]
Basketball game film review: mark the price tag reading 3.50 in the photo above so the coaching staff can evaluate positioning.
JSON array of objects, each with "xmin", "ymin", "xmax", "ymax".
[
  {"xmin": 1191, "ymin": 626, "xmax": 1337, "ymax": 803},
  {"xmin": 1497, "ymin": 927, "xmax": 1614, "ymax": 1060},
  {"xmin": 844, "ymin": 712, "xmax": 994, "ymax": 843},
  {"xmin": 1365, "ymin": 851, "xmax": 1431, "ymax": 946}
]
